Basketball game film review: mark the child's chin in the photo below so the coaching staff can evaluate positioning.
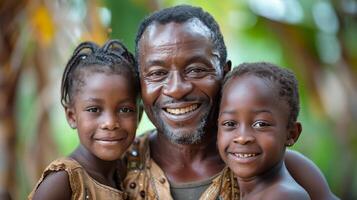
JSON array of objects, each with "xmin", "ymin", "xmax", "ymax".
[
  {"xmin": 229, "ymin": 164, "xmax": 256, "ymax": 179},
  {"xmin": 96, "ymin": 152, "xmax": 124, "ymax": 161}
]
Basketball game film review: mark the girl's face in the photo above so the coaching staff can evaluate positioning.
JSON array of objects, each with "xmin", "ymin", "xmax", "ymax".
[
  {"xmin": 66, "ymin": 71, "xmax": 138, "ymax": 161},
  {"xmin": 217, "ymin": 75, "xmax": 297, "ymax": 180}
]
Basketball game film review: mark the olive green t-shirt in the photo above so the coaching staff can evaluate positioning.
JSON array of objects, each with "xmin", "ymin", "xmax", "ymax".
[{"xmin": 170, "ymin": 174, "xmax": 219, "ymax": 200}]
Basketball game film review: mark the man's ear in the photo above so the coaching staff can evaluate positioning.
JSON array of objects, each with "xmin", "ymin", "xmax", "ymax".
[
  {"xmin": 223, "ymin": 60, "xmax": 232, "ymax": 77},
  {"xmin": 65, "ymin": 106, "xmax": 77, "ymax": 129},
  {"xmin": 286, "ymin": 122, "xmax": 302, "ymax": 147}
]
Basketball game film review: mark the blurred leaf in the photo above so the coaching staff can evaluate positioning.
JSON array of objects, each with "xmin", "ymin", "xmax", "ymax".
[{"xmin": 30, "ymin": 6, "xmax": 55, "ymax": 46}]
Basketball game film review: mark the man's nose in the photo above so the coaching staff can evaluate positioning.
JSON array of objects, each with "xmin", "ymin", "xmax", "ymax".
[
  {"xmin": 163, "ymin": 71, "xmax": 193, "ymax": 99},
  {"xmin": 100, "ymin": 112, "xmax": 120, "ymax": 130},
  {"xmin": 233, "ymin": 126, "xmax": 255, "ymax": 145}
]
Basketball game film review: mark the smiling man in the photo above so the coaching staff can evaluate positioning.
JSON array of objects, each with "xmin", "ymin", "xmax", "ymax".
[
  {"xmin": 139, "ymin": 18, "xmax": 223, "ymax": 146},
  {"xmin": 123, "ymin": 5, "xmax": 338, "ymax": 200}
]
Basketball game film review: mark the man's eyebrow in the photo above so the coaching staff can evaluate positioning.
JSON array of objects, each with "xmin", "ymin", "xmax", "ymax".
[
  {"xmin": 146, "ymin": 59, "xmax": 166, "ymax": 67},
  {"xmin": 184, "ymin": 55, "xmax": 212, "ymax": 66}
]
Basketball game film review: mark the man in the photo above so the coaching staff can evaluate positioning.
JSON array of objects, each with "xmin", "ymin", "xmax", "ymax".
[{"xmin": 124, "ymin": 5, "xmax": 337, "ymax": 200}]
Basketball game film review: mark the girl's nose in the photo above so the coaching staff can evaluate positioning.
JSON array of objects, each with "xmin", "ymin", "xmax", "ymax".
[{"xmin": 100, "ymin": 113, "xmax": 120, "ymax": 130}]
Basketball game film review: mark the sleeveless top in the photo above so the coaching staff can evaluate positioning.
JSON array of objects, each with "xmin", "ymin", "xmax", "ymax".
[
  {"xmin": 123, "ymin": 130, "xmax": 240, "ymax": 200},
  {"xmin": 28, "ymin": 157, "xmax": 127, "ymax": 200}
]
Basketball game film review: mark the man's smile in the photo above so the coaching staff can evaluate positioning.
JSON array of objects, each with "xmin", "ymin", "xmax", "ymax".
[{"xmin": 164, "ymin": 104, "xmax": 200, "ymax": 115}]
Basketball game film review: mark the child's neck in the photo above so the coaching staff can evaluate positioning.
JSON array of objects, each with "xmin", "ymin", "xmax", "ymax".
[
  {"xmin": 236, "ymin": 160, "xmax": 285, "ymax": 199},
  {"xmin": 70, "ymin": 145, "xmax": 120, "ymax": 188}
]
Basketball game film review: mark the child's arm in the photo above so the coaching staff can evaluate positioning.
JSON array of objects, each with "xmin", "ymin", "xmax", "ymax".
[
  {"xmin": 31, "ymin": 171, "xmax": 71, "ymax": 200},
  {"xmin": 285, "ymin": 150, "xmax": 339, "ymax": 200}
]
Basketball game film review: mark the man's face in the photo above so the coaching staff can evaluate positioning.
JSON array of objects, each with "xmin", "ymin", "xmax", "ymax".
[{"xmin": 138, "ymin": 19, "xmax": 223, "ymax": 144}]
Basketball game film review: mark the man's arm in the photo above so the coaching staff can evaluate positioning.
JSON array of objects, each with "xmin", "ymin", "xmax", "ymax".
[{"xmin": 285, "ymin": 150, "xmax": 339, "ymax": 200}]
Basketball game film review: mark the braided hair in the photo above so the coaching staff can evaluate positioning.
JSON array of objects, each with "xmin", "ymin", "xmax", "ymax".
[{"xmin": 60, "ymin": 39, "xmax": 139, "ymax": 107}]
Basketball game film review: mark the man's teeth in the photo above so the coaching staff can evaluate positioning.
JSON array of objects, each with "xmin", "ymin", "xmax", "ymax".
[
  {"xmin": 233, "ymin": 153, "xmax": 257, "ymax": 158},
  {"xmin": 166, "ymin": 104, "xmax": 198, "ymax": 115}
]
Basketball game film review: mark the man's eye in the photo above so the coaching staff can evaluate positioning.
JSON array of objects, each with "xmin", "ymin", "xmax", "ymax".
[
  {"xmin": 252, "ymin": 121, "xmax": 270, "ymax": 128},
  {"xmin": 86, "ymin": 107, "xmax": 100, "ymax": 113},
  {"xmin": 146, "ymin": 70, "xmax": 168, "ymax": 80},
  {"xmin": 186, "ymin": 67, "xmax": 208, "ymax": 78},
  {"xmin": 188, "ymin": 68, "xmax": 204, "ymax": 73},
  {"xmin": 152, "ymin": 71, "xmax": 167, "ymax": 76}
]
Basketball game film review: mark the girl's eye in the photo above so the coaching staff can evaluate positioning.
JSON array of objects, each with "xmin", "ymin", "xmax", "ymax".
[
  {"xmin": 118, "ymin": 107, "xmax": 134, "ymax": 113},
  {"xmin": 222, "ymin": 120, "xmax": 237, "ymax": 127},
  {"xmin": 86, "ymin": 107, "xmax": 100, "ymax": 113},
  {"xmin": 252, "ymin": 121, "xmax": 271, "ymax": 128}
]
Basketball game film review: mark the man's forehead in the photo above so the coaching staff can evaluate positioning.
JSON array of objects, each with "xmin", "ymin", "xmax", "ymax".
[{"xmin": 142, "ymin": 18, "xmax": 212, "ymax": 44}]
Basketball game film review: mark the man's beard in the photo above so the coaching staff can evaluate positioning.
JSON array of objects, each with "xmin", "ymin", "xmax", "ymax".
[{"xmin": 151, "ymin": 104, "xmax": 211, "ymax": 145}]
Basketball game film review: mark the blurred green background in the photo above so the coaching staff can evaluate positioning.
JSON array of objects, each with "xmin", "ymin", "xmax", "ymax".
[{"xmin": 1, "ymin": 0, "xmax": 356, "ymax": 199}]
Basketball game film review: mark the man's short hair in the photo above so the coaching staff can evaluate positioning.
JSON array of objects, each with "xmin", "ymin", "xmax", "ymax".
[{"xmin": 135, "ymin": 4, "xmax": 227, "ymax": 69}]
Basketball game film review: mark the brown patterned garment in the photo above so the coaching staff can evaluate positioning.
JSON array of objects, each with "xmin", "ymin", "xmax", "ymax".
[
  {"xmin": 123, "ymin": 130, "xmax": 240, "ymax": 200},
  {"xmin": 28, "ymin": 157, "xmax": 127, "ymax": 200}
]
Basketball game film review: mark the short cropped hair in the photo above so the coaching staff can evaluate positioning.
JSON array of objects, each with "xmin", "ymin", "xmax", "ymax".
[
  {"xmin": 222, "ymin": 62, "xmax": 300, "ymax": 127},
  {"xmin": 135, "ymin": 5, "xmax": 227, "ymax": 69}
]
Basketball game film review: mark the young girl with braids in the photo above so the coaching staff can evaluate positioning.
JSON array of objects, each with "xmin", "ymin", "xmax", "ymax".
[{"xmin": 29, "ymin": 40, "xmax": 140, "ymax": 200}]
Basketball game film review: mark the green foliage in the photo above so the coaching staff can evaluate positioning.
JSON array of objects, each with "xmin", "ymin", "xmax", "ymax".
[
  {"xmin": 104, "ymin": 0, "xmax": 150, "ymax": 51},
  {"xmin": 16, "ymin": 0, "xmax": 355, "ymax": 198}
]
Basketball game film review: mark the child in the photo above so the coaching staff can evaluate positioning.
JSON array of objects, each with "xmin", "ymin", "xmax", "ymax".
[
  {"xmin": 217, "ymin": 62, "xmax": 310, "ymax": 200},
  {"xmin": 29, "ymin": 40, "xmax": 140, "ymax": 199}
]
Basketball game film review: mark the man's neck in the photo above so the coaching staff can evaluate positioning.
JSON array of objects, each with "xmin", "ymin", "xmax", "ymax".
[{"xmin": 149, "ymin": 130, "xmax": 225, "ymax": 184}]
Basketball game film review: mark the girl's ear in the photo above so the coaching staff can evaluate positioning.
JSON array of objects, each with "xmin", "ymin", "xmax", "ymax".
[
  {"xmin": 65, "ymin": 106, "xmax": 77, "ymax": 129},
  {"xmin": 286, "ymin": 122, "xmax": 302, "ymax": 147}
]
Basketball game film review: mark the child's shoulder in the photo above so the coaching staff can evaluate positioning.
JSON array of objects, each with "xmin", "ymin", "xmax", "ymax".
[
  {"xmin": 262, "ymin": 180, "xmax": 311, "ymax": 200},
  {"xmin": 43, "ymin": 157, "xmax": 82, "ymax": 171},
  {"xmin": 28, "ymin": 158, "xmax": 75, "ymax": 200}
]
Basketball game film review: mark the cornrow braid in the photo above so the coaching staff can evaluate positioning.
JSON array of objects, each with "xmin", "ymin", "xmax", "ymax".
[
  {"xmin": 60, "ymin": 39, "xmax": 139, "ymax": 108},
  {"xmin": 60, "ymin": 42, "xmax": 99, "ymax": 107}
]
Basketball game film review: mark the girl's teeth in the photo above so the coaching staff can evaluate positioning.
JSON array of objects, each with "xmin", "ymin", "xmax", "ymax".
[{"xmin": 234, "ymin": 153, "xmax": 257, "ymax": 158}]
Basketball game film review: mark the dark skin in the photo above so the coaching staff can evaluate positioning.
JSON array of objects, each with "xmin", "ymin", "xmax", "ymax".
[
  {"xmin": 139, "ymin": 20, "xmax": 227, "ymax": 182},
  {"xmin": 31, "ymin": 147, "xmax": 122, "ymax": 200},
  {"xmin": 32, "ymin": 72, "xmax": 137, "ymax": 199},
  {"xmin": 138, "ymin": 20, "xmax": 338, "ymax": 199},
  {"xmin": 217, "ymin": 75, "xmax": 309, "ymax": 199}
]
